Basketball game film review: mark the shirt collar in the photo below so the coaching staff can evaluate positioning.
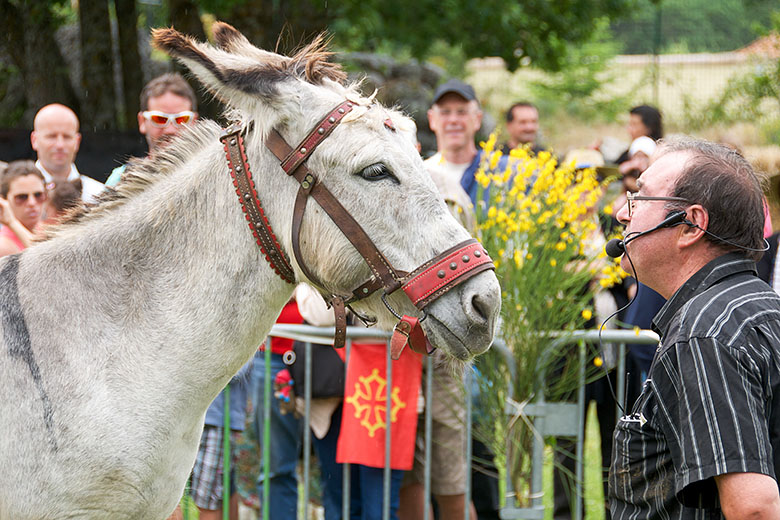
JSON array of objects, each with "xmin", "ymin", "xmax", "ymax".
[
  {"xmin": 652, "ymin": 252, "xmax": 758, "ymax": 336},
  {"xmin": 35, "ymin": 160, "xmax": 80, "ymax": 184}
]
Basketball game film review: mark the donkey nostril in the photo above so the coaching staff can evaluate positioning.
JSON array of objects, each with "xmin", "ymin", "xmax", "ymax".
[{"xmin": 471, "ymin": 293, "xmax": 489, "ymax": 322}]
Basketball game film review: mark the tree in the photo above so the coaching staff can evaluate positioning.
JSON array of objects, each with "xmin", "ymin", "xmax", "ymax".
[
  {"xmin": 206, "ymin": 0, "xmax": 632, "ymax": 71},
  {"xmin": 611, "ymin": 0, "xmax": 779, "ymax": 54},
  {"xmin": 115, "ymin": 0, "xmax": 143, "ymax": 128},
  {"xmin": 1, "ymin": 0, "xmax": 636, "ymax": 129},
  {"xmin": 0, "ymin": 0, "xmax": 80, "ymax": 125},
  {"xmin": 79, "ymin": 0, "xmax": 116, "ymax": 130},
  {"xmin": 326, "ymin": 0, "xmax": 633, "ymax": 71}
]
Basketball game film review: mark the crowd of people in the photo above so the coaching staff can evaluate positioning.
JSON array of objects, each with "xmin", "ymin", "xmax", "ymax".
[{"xmin": 3, "ymin": 67, "xmax": 780, "ymax": 520}]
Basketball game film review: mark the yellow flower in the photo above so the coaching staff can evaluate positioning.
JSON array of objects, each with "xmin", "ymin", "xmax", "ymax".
[
  {"xmin": 550, "ymin": 259, "xmax": 557, "ymax": 267},
  {"xmin": 581, "ymin": 309, "xmax": 593, "ymax": 321},
  {"xmin": 526, "ymin": 253, "xmax": 533, "ymax": 260},
  {"xmin": 593, "ymin": 356, "xmax": 603, "ymax": 367}
]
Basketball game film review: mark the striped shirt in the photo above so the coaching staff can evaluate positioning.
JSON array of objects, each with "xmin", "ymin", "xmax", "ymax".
[{"xmin": 609, "ymin": 253, "xmax": 780, "ymax": 519}]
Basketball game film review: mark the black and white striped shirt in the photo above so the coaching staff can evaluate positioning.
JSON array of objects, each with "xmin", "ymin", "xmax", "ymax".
[{"xmin": 609, "ymin": 253, "xmax": 780, "ymax": 519}]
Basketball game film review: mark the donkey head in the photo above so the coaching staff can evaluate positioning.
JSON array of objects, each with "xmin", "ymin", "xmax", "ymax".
[{"xmin": 152, "ymin": 23, "xmax": 500, "ymax": 360}]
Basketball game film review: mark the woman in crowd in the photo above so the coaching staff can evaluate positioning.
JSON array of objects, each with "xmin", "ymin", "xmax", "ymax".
[{"xmin": 0, "ymin": 160, "xmax": 47, "ymax": 256}]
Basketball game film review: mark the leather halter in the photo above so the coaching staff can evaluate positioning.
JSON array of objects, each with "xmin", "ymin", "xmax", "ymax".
[{"xmin": 220, "ymin": 100, "xmax": 494, "ymax": 359}]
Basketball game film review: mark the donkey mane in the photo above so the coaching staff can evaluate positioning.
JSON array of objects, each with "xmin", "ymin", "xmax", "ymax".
[{"xmin": 42, "ymin": 120, "xmax": 222, "ymax": 239}]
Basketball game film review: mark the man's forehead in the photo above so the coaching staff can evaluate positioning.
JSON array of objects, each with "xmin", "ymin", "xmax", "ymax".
[
  {"xmin": 637, "ymin": 151, "xmax": 688, "ymax": 193},
  {"xmin": 35, "ymin": 112, "xmax": 79, "ymax": 133},
  {"xmin": 513, "ymin": 106, "xmax": 538, "ymax": 118},
  {"xmin": 148, "ymin": 91, "xmax": 194, "ymax": 110}
]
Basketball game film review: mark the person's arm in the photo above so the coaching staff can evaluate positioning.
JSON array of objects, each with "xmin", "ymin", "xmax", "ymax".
[
  {"xmin": 294, "ymin": 283, "xmax": 334, "ymax": 326},
  {"xmin": 715, "ymin": 472, "xmax": 780, "ymax": 519},
  {"xmin": 0, "ymin": 197, "xmax": 34, "ymax": 248}
]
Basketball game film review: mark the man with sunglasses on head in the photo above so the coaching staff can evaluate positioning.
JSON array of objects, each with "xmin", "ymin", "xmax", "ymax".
[
  {"xmin": 609, "ymin": 136, "xmax": 780, "ymax": 519},
  {"xmin": 31, "ymin": 104, "xmax": 104, "ymax": 203},
  {"xmin": 105, "ymin": 73, "xmax": 198, "ymax": 187}
]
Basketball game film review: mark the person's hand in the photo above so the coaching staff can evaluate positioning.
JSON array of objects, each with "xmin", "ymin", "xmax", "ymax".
[{"xmin": 0, "ymin": 197, "xmax": 16, "ymax": 227}]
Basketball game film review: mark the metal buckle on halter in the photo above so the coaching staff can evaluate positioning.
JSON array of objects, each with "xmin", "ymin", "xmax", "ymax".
[{"xmin": 219, "ymin": 121, "xmax": 243, "ymax": 139}]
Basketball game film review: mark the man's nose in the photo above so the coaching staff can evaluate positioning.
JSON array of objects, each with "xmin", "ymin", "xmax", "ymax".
[{"xmin": 615, "ymin": 202, "xmax": 630, "ymax": 225}]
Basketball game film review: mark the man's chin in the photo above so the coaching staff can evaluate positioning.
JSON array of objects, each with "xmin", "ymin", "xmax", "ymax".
[{"xmin": 620, "ymin": 253, "xmax": 635, "ymax": 276}]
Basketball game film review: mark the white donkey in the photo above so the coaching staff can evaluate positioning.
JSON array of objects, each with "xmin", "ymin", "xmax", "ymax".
[{"xmin": 0, "ymin": 23, "xmax": 500, "ymax": 519}]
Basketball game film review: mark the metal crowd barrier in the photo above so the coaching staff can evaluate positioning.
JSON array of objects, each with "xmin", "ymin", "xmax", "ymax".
[{"xmin": 183, "ymin": 326, "xmax": 660, "ymax": 520}]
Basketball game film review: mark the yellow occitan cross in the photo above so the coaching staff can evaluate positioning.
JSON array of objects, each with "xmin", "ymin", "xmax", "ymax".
[{"xmin": 345, "ymin": 368, "xmax": 407, "ymax": 438}]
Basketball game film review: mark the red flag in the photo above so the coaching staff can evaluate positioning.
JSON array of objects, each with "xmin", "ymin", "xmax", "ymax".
[{"xmin": 336, "ymin": 342, "xmax": 423, "ymax": 470}]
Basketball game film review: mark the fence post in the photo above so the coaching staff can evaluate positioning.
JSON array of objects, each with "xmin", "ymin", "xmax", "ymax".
[{"xmin": 223, "ymin": 385, "xmax": 231, "ymax": 520}]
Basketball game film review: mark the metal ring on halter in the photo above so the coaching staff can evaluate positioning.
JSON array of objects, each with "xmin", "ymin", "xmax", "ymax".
[
  {"xmin": 380, "ymin": 292, "xmax": 428, "ymax": 322},
  {"xmin": 381, "ymin": 292, "xmax": 403, "ymax": 320},
  {"xmin": 282, "ymin": 350, "xmax": 296, "ymax": 365}
]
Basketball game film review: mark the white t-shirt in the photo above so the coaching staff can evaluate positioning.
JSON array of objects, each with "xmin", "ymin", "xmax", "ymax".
[
  {"xmin": 36, "ymin": 160, "xmax": 105, "ymax": 204},
  {"xmin": 423, "ymin": 153, "xmax": 476, "ymax": 231}
]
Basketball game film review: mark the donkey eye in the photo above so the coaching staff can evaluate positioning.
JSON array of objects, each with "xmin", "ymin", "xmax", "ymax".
[{"xmin": 358, "ymin": 163, "xmax": 398, "ymax": 183}]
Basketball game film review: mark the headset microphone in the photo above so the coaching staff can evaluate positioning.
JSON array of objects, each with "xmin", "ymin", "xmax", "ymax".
[{"xmin": 605, "ymin": 210, "xmax": 689, "ymax": 258}]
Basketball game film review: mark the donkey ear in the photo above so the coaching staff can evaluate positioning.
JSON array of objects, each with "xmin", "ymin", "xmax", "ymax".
[
  {"xmin": 212, "ymin": 22, "xmax": 271, "ymax": 58},
  {"xmin": 152, "ymin": 27, "xmax": 288, "ymax": 104}
]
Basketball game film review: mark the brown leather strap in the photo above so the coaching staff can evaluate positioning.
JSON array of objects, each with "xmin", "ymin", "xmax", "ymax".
[
  {"xmin": 331, "ymin": 295, "xmax": 348, "ymax": 348},
  {"xmin": 390, "ymin": 315, "xmax": 433, "ymax": 360},
  {"xmin": 266, "ymin": 125, "xmax": 402, "ymax": 294},
  {"xmin": 221, "ymin": 126, "xmax": 295, "ymax": 283},
  {"xmin": 280, "ymin": 100, "xmax": 355, "ymax": 175},
  {"xmin": 290, "ymin": 185, "xmax": 324, "ymax": 288}
]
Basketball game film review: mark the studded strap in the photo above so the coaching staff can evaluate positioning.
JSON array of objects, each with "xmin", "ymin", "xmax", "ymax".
[
  {"xmin": 221, "ymin": 126, "xmax": 295, "ymax": 284},
  {"xmin": 400, "ymin": 239, "xmax": 494, "ymax": 309}
]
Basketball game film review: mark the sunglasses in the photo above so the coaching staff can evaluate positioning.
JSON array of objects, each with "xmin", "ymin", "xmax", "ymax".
[
  {"xmin": 13, "ymin": 191, "xmax": 47, "ymax": 204},
  {"xmin": 626, "ymin": 191, "xmax": 689, "ymax": 218},
  {"xmin": 142, "ymin": 110, "xmax": 195, "ymax": 128}
]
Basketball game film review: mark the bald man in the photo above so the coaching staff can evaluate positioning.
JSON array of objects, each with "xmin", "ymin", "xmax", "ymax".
[{"xmin": 31, "ymin": 104, "xmax": 104, "ymax": 203}]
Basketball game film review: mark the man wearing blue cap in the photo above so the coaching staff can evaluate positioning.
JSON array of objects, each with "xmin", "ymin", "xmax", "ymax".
[{"xmin": 424, "ymin": 79, "xmax": 485, "ymax": 210}]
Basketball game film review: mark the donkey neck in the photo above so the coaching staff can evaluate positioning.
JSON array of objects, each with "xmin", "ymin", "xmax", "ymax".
[{"xmin": 25, "ymin": 127, "xmax": 295, "ymax": 405}]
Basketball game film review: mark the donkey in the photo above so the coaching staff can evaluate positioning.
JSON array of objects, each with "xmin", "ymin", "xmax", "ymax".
[{"xmin": 0, "ymin": 23, "xmax": 500, "ymax": 519}]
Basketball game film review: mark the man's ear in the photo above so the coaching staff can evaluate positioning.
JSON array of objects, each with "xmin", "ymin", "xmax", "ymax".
[
  {"xmin": 427, "ymin": 107, "xmax": 437, "ymax": 132},
  {"xmin": 137, "ymin": 112, "xmax": 147, "ymax": 135},
  {"xmin": 30, "ymin": 131, "xmax": 38, "ymax": 152},
  {"xmin": 678, "ymin": 204, "xmax": 708, "ymax": 248},
  {"xmin": 74, "ymin": 133, "xmax": 81, "ymax": 154}
]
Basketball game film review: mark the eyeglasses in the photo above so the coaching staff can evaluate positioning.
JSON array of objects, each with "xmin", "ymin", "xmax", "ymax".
[
  {"xmin": 142, "ymin": 110, "xmax": 195, "ymax": 128},
  {"xmin": 626, "ymin": 191, "xmax": 689, "ymax": 218},
  {"xmin": 13, "ymin": 191, "xmax": 47, "ymax": 205}
]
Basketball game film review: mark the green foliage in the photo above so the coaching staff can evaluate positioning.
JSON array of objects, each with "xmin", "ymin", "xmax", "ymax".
[
  {"xmin": 611, "ymin": 0, "xmax": 778, "ymax": 54},
  {"xmin": 528, "ymin": 18, "xmax": 632, "ymax": 122},
  {"xmin": 327, "ymin": 0, "xmax": 633, "ymax": 71}
]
